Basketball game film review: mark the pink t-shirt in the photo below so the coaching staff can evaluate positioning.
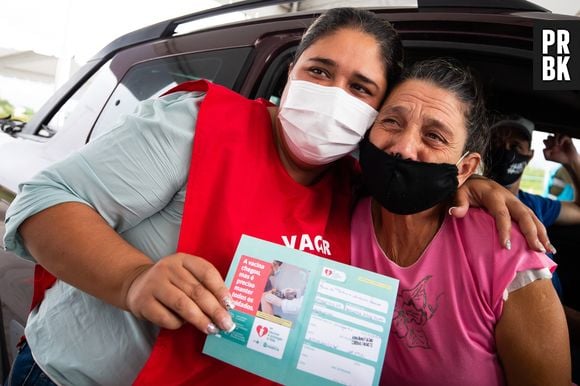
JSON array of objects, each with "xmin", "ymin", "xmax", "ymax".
[{"xmin": 351, "ymin": 197, "xmax": 556, "ymax": 386}]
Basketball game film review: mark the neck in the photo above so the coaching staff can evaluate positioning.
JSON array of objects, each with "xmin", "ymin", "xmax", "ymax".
[
  {"xmin": 506, "ymin": 179, "xmax": 521, "ymax": 195},
  {"xmin": 269, "ymin": 106, "xmax": 330, "ymax": 186},
  {"xmin": 371, "ymin": 199, "xmax": 445, "ymax": 267}
]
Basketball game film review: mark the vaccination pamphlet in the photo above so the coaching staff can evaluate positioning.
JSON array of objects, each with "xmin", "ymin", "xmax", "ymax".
[{"xmin": 203, "ymin": 235, "xmax": 399, "ymax": 386}]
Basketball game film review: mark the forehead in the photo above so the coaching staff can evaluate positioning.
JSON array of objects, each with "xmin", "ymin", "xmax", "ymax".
[
  {"xmin": 492, "ymin": 126, "xmax": 530, "ymax": 144},
  {"xmin": 380, "ymin": 79, "xmax": 465, "ymax": 122},
  {"xmin": 297, "ymin": 28, "xmax": 386, "ymax": 80}
]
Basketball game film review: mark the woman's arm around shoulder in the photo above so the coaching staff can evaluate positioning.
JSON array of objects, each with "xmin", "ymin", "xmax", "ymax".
[
  {"xmin": 495, "ymin": 278, "xmax": 571, "ymax": 385},
  {"xmin": 453, "ymin": 175, "xmax": 555, "ymax": 254}
]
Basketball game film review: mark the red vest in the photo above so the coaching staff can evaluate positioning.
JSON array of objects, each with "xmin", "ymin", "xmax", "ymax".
[
  {"xmin": 134, "ymin": 80, "xmax": 354, "ymax": 385},
  {"xmin": 28, "ymin": 80, "xmax": 354, "ymax": 385}
]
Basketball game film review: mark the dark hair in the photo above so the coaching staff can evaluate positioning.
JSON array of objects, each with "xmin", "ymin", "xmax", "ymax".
[
  {"xmin": 295, "ymin": 8, "xmax": 404, "ymax": 90},
  {"xmin": 401, "ymin": 58, "xmax": 489, "ymax": 155}
]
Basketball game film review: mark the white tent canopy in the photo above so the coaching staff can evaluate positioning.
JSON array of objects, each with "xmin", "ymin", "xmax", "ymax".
[{"xmin": 0, "ymin": 47, "xmax": 78, "ymax": 84}]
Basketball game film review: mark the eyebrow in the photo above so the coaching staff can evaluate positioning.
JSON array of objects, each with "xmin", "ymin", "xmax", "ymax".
[
  {"xmin": 423, "ymin": 117, "xmax": 454, "ymax": 137},
  {"xmin": 306, "ymin": 57, "xmax": 380, "ymax": 91},
  {"xmin": 379, "ymin": 105, "xmax": 407, "ymax": 119},
  {"xmin": 380, "ymin": 105, "xmax": 455, "ymax": 136}
]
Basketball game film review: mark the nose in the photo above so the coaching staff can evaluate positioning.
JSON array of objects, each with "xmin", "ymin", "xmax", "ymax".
[
  {"xmin": 330, "ymin": 77, "xmax": 350, "ymax": 94},
  {"xmin": 385, "ymin": 129, "xmax": 420, "ymax": 161}
]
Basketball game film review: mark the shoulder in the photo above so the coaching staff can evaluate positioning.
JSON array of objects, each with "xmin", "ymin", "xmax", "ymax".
[
  {"xmin": 100, "ymin": 91, "xmax": 205, "ymax": 147},
  {"xmin": 445, "ymin": 208, "xmax": 554, "ymax": 312},
  {"xmin": 518, "ymin": 190, "xmax": 545, "ymax": 204},
  {"xmin": 518, "ymin": 190, "xmax": 559, "ymax": 209},
  {"xmin": 449, "ymin": 207, "xmax": 496, "ymax": 236},
  {"xmin": 452, "ymin": 208, "xmax": 549, "ymax": 272},
  {"xmin": 443, "ymin": 208, "xmax": 498, "ymax": 261},
  {"xmin": 447, "ymin": 208, "xmax": 551, "ymax": 276},
  {"xmin": 449, "ymin": 208, "xmax": 536, "ymax": 255},
  {"xmin": 144, "ymin": 91, "xmax": 204, "ymax": 122},
  {"xmin": 517, "ymin": 190, "xmax": 561, "ymax": 225}
]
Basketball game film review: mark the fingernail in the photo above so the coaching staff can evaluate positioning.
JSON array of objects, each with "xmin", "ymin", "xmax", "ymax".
[
  {"xmin": 505, "ymin": 239, "xmax": 511, "ymax": 250},
  {"xmin": 448, "ymin": 207, "xmax": 456, "ymax": 216},
  {"xmin": 221, "ymin": 317, "xmax": 236, "ymax": 333},
  {"xmin": 548, "ymin": 243, "xmax": 557, "ymax": 254},
  {"xmin": 536, "ymin": 241, "xmax": 546, "ymax": 253},
  {"xmin": 206, "ymin": 323, "xmax": 219, "ymax": 335},
  {"xmin": 223, "ymin": 296, "xmax": 235, "ymax": 310}
]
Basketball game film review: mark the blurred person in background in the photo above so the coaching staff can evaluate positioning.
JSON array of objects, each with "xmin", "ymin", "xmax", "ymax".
[
  {"xmin": 485, "ymin": 114, "xmax": 580, "ymax": 383},
  {"xmin": 546, "ymin": 165, "xmax": 576, "ymax": 201}
]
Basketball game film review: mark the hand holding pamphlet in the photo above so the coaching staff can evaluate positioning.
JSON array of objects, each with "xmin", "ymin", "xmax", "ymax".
[{"xmin": 203, "ymin": 235, "xmax": 399, "ymax": 386}]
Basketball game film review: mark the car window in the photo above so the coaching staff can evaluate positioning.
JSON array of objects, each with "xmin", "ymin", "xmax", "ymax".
[
  {"xmin": 521, "ymin": 132, "xmax": 580, "ymax": 200},
  {"xmin": 253, "ymin": 46, "xmax": 296, "ymax": 105},
  {"xmin": 41, "ymin": 63, "xmax": 118, "ymax": 139},
  {"xmin": 89, "ymin": 47, "xmax": 252, "ymax": 140}
]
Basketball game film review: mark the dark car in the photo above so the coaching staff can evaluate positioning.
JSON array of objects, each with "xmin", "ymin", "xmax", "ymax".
[{"xmin": 1, "ymin": 0, "xmax": 579, "ymax": 382}]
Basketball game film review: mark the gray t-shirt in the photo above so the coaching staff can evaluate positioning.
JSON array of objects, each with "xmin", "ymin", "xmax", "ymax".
[{"xmin": 4, "ymin": 91, "xmax": 202, "ymax": 385}]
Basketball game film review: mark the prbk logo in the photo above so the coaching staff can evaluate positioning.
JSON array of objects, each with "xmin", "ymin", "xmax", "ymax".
[{"xmin": 534, "ymin": 21, "xmax": 580, "ymax": 90}]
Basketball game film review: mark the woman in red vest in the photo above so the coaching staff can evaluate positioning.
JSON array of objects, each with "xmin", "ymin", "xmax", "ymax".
[{"xmin": 5, "ymin": 8, "xmax": 552, "ymax": 386}]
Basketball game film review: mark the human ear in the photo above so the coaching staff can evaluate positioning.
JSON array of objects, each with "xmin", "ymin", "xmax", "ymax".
[{"xmin": 457, "ymin": 153, "xmax": 481, "ymax": 187}]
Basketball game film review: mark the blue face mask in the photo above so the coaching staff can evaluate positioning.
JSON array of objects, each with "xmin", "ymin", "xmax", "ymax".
[{"xmin": 359, "ymin": 134, "xmax": 466, "ymax": 215}]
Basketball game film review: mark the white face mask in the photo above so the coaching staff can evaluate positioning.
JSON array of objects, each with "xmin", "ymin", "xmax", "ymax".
[{"xmin": 278, "ymin": 79, "xmax": 378, "ymax": 166}]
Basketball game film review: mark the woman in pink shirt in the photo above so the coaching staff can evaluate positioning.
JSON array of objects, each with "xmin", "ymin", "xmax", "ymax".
[{"xmin": 351, "ymin": 58, "xmax": 571, "ymax": 385}]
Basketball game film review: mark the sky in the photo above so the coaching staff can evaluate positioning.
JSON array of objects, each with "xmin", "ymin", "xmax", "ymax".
[
  {"xmin": 0, "ymin": 0, "xmax": 224, "ymax": 63},
  {"xmin": 0, "ymin": 0, "xmax": 224, "ymax": 109}
]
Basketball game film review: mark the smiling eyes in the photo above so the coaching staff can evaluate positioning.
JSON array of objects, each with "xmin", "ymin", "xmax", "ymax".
[
  {"xmin": 306, "ymin": 67, "xmax": 372, "ymax": 97},
  {"xmin": 379, "ymin": 116, "xmax": 448, "ymax": 145}
]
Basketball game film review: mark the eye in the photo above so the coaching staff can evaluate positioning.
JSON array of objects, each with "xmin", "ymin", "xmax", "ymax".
[
  {"xmin": 307, "ymin": 67, "xmax": 330, "ymax": 79},
  {"xmin": 380, "ymin": 117, "xmax": 400, "ymax": 129},
  {"xmin": 507, "ymin": 142, "xmax": 523, "ymax": 153},
  {"xmin": 425, "ymin": 131, "xmax": 446, "ymax": 143},
  {"xmin": 384, "ymin": 117, "xmax": 398, "ymax": 124},
  {"xmin": 351, "ymin": 83, "xmax": 371, "ymax": 96}
]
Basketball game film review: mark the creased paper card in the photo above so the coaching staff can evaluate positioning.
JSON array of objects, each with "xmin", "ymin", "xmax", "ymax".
[{"xmin": 203, "ymin": 234, "xmax": 399, "ymax": 386}]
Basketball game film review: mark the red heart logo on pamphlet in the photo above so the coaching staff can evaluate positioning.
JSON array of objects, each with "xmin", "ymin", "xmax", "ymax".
[
  {"xmin": 256, "ymin": 325, "xmax": 269, "ymax": 337},
  {"xmin": 324, "ymin": 268, "xmax": 333, "ymax": 277}
]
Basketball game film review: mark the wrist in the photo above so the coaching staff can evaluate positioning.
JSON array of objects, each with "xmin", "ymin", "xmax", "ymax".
[
  {"xmin": 563, "ymin": 155, "xmax": 580, "ymax": 173},
  {"xmin": 120, "ymin": 263, "xmax": 154, "ymax": 311}
]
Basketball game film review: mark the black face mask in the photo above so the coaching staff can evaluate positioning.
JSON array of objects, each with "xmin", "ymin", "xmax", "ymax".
[
  {"xmin": 487, "ymin": 147, "xmax": 531, "ymax": 187},
  {"xmin": 359, "ymin": 135, "xmax": 460, "ymax": 215}
]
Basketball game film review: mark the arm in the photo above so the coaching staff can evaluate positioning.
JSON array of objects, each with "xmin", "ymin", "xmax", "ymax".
[
  {"xmin": 543, "ymin": 134, "xmax": 580, "ymax": 225},
  {"xmin": 261, "ymin": 290, "xmax": 282, "ymax": 315},
  {"xmin": 452, "ymin": 175, "xmax": 552, "ymax": 253},
  {"xmin": 6, "ymin": 93, "xmax": 233, "ymax": 333},
  {"xmin": 280, "ymin": 295, "xmax": 304, "ymax": 314},
  {"xmin": 557, "ymin": 201, "xmax": 580, "ymax": 225},
  {"xmin": 495, "ymin": 279, "xmax": 571, "ymax": 385},
  {"xmin": 19, "ymin": 203, "xmax": 232, "ymax": 333},
  {"xmin": 564, "ymin": 306, "xmax": 580, "ymax": 347}
]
